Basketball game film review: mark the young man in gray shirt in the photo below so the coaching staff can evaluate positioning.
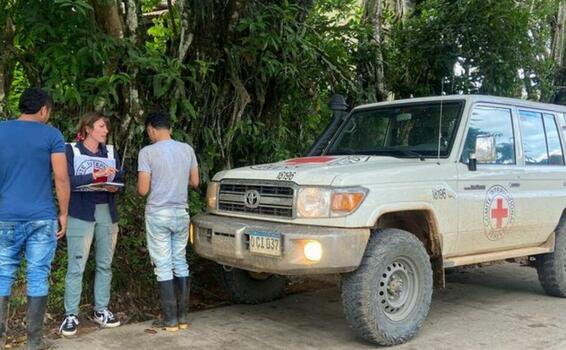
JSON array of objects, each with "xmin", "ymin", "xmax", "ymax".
[{"xmin": 137, "ymin": 111, "xmax": 199, "ymax": 332}]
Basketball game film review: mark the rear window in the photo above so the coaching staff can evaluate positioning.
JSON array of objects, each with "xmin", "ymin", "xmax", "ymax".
[{"xmin": 519, "ymin": 110, "xmax": 564, "ymax": 166}]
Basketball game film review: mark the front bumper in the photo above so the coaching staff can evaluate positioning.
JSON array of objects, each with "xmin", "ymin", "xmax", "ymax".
[{"xmin": 191, "ymin": 213, "xmax": 370, "ymax": 275}]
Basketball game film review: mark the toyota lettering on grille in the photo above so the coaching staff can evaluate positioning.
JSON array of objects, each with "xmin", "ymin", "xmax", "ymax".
[{"xmin": 244, "ymin": 190, "xmax": 261, "ymax": 209}]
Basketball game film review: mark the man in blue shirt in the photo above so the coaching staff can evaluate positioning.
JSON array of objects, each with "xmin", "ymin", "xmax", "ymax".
[{"xmin": 0, "ymin": 88, "xmax": 70, "ymax": 349}]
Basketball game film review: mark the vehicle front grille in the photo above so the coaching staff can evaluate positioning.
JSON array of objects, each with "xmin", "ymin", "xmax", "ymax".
[{"xmin": 217, "ymin": 181, "xmax": 294, "ymax": 218}]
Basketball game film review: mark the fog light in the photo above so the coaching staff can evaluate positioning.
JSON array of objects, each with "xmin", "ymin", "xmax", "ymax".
[{"xmin": 304, "ymin": 241, "xmax": 323, "ymax": 262}]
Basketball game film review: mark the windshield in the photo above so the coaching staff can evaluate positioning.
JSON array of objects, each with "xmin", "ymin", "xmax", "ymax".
[{"xmin": 325, "ymin": 101, "xmax": 463, "ymax": 158}]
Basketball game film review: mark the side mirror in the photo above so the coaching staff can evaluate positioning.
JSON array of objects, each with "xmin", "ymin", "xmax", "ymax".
[{"xmin": 475, "ymin": 135, "xmax": 497, "ymax": 163}]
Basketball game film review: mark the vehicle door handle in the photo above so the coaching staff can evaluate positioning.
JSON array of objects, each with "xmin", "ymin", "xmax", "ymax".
[
  {"xmin": 510, "ymin": 182, "xmax": 520, "ymax": 188},
  {"xmin": 463, "ymin": 184, "xmax": 486, "ymax": 191}
]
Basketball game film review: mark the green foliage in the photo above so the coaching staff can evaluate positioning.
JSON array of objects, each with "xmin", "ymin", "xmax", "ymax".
[
  {"xmin": 146, "ymin": 17, "xmax": 173, "ymax": 54},
  {"xmin": 6, "ymin": 64, "xmax": 26, "ymax": 117},
  {"xmin": 386, "ymin": 0, "xmax": 560, "ymax": 98}
]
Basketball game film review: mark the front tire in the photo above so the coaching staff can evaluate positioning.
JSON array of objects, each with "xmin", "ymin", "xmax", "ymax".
[
  {"xmin": 218, "ymin": 266, "xmax": 287, "ymax": 304},
  {"xmin": 537, "ymin": 218, "xmax": 566, "ymax": 297},
  {"xmin": 341, "ymin": 228, "xmax": 433, "ymax": 346}
]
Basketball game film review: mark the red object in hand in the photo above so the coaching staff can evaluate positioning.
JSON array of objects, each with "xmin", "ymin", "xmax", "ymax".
[{"xmin": 93, "ymin": 168, "xmax": 108, "ymax": 183}]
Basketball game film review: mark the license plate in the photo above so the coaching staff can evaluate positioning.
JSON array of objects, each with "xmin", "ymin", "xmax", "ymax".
[{"xmin": 248, "ymin": 231, "xmax": 282, "ymax": 257}]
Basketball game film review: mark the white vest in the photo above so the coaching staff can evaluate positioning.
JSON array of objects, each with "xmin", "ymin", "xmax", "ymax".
[{"xmin": 69, "ymin": 143, "xmax": 116, "ymax": 192}]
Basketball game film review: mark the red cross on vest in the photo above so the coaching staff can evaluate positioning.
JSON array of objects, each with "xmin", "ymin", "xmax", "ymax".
[{"xmin": 491, "ymin": 198, "xmax": 509, "ymax": 229}]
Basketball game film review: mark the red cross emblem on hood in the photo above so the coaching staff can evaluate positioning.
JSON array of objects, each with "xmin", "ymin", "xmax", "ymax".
[{"xmin": 285, "ymin": 156, "xmax": 336, "ymax": 165}]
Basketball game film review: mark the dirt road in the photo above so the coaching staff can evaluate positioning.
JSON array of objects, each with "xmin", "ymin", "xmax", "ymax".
[{"xmin": 47, "ymin": 263, "xmax": 566, "ymax": 350}]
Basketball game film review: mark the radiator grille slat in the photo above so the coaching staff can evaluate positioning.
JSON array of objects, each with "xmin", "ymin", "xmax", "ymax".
[{"xmin": 218, "ymin": 182, "xmax": 294, "ymax": 218}]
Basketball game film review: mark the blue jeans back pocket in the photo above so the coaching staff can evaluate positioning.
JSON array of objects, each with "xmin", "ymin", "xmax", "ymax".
[{"xmin": 29, "ymin": 220, "xmax": 57, "ymax": 243}]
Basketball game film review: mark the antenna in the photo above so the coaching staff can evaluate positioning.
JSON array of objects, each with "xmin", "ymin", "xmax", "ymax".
[{"xmin": 437, "ymin": 78, "xmax": 445, "ymax": 164}]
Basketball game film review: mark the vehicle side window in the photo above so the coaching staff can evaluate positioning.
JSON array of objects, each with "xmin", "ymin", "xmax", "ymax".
[
  {"xmin": 518, "ymin": 111, "xmax": 565, "ymax": 166},
  {"xmin": 543, "ymin": 114, "xmax": 564, "ymax": 165},
  {"xmin": 461, "ymin": 106, "xmax": 515, "ymax": 164},
  {"xmin": 519, "ymin": 110, "xmax": 548, "ymax": 165}
]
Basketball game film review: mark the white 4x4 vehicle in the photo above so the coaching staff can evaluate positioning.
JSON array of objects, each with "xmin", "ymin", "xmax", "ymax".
[{"xmin": 192, "ymin": 95, "xmax": 566, "ymax": 345}]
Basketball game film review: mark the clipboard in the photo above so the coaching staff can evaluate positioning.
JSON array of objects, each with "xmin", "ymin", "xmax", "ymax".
[{"xmin": 75, "ymin": 182, "xmax": 125, "ymax": 191}]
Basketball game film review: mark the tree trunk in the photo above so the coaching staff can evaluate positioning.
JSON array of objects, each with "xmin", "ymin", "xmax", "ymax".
[
  {"xmin": 90, "ymin": 0, "xmax": 142, "ymax": 163},
  {"xmin": 386, "ymin": 0, "xmax": 414, "ymax": 23},
  {"xmin": 91, "ymin": 0, "xmax": 124, "ymax": 39},
  {"xmin": 91, "ymin": 0, "xmax": 123, "ymax": 90},
  {"xmin": 552, "ymin": 2, "xmax": 566, "ymax": 104},
  {"xmin": 176, "ymin": 0, "xmax": 193, "ymax": 61},
  {"xmin": 118, "ymin": 0, "xmax": 143, "ymax": 166},
  {"xmin": 123, "ymin": 0, "xmax": 142, "ymax": 117},
  {"xmin": 358, "ymin": 0, "xmax": 388, "ymax": 102},
  {"xmin": 124, "ymin": 0, "xmax": 142, "ymax": 116},
  {"xmin": 0, "ymin": 16, "xmax": 15, "ymax": 118}
]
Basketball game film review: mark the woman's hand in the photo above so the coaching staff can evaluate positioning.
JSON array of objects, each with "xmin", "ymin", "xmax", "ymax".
[{"xmin": 93, "ymin": 167, "xmax": 118, "ymax": 180}]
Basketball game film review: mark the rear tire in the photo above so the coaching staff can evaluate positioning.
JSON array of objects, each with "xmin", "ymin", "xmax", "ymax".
[
  {"xmin": 341, "ymin": 228, "xmax": 433, "ymax": 346},
  {"xmin": 537, "ymin": 218, "xmax": 566, "ymax": 297},
  {"xmin": 218, "ymin": 266, "xmax": 287, "ymax": 304}
]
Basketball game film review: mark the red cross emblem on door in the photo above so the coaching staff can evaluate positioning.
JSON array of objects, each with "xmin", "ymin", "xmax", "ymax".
[
  {"xmin": 483, "ymin": 185, "xmax": 515, "ymax": 241},
  {"xmin": 490, "ymin": 197, "xmax": 509, "ymax": 229}
]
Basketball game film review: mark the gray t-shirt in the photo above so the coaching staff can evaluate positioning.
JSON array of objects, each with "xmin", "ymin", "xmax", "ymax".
[{"xmin": 138, "ymin": 140, "xmax": 198, "ymax": 214}]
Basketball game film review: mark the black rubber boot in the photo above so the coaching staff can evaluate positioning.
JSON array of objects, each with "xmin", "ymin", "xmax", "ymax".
[
  {"xmin": 0, "ymin": 296, "xmax": 8, "ymax": 349},
  {"xmin": 26, "ymin": 296, "xmax": 48, "ymax": 350},
  {"xmin": 158, "ymin": 280, "xmax": 178, "ymax": 332},
  {"xmin": 175, "ymin": 277, "xmax": 190, "ymax": 329}
]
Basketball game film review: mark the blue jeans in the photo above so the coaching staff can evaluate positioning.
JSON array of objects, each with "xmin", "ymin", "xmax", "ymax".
[
  {"xmin": 0, "ymin": 220, "xmax": 57, "ymax": 297},
  {"xmin": 64, "ymin": 205, "xmax": 118, "ymax": 315},
  {"xmin": 145, "ymin": 208, "xmax": 189, "ymax": 282}
]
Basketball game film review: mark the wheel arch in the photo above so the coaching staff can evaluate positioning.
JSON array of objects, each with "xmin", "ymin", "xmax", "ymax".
[{"xmin": 373, "ymin": 207, "xmax": 445, "ymax": 288}]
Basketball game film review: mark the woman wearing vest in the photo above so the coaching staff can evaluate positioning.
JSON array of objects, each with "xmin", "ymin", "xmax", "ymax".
[{"xmin": 59, "ymin": 112, "xmax": 123, "ymax": 336}]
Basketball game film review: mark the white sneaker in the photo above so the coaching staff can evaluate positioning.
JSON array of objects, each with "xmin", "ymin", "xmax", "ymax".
[
  {"xmin": 93, "ymin": 309, "xmax": 121, "ymax": 328},
  {"xmin": 59, "ymin": 314, "xmax": 79, "ymax": 336}
]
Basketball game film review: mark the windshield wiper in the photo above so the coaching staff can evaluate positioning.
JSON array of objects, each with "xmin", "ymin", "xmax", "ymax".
[
  {"xmin": 326, "ymin": 147, "xmax": 426, "ymax": 161},
  {"xmin": 372, "ymin": 147, "xmax": 426, "ymax": 161},
  {"xmin": 326, "ymin": 149, "xmax": 355, "ymax": 155}
]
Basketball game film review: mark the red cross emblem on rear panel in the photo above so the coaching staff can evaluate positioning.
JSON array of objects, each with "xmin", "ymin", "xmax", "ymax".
[{"xmin": 483, "ymin": 185, "xmax": 515, "ymax": 241}]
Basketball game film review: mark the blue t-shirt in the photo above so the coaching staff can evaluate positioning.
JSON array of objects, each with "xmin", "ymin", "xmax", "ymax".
[{"xmin": 0, "ymin": 120, "xmax": 66, "ymax": 221}]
